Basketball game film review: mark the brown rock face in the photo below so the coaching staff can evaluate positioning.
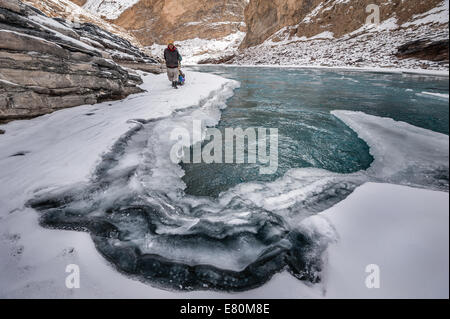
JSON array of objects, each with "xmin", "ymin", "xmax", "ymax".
[
  {"xmin": 0, "ymin": 0, "xmax": 150, "ymax": 122},
  {"xmin": 396, "ymin": 39, "xmax": 449, "ymax": 62},
  {"xmin": 110, "ymin": 0, "xmax": 247, "ymax": 46},
  {"xmin": 71, "ymin": 0, "xmax": 87, "ymax": 6},
  {"xmin": 241, "ymin": 0, "xmax": 445, "ymax": 48},
  {"xmin": 241, "ymin": 0, "xmax": 322, "ymax": 48}
]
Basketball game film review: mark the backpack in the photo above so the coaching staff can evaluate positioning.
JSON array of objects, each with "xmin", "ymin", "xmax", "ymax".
[{"xmin": 178, "ymin": 70, "xmax": 186, "ymax": 85}]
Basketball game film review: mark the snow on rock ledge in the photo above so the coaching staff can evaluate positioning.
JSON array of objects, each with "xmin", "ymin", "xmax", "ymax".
[
  {"xmin": 234, "ymin": 0, "xmax": 449, "ymax": 70},
  {"xmin": 0, "ymin": 0, "xmax": 160, "ymax": 122}
]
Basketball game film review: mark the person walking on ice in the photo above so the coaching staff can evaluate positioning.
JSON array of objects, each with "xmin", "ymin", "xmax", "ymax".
[{"xmin": 164, "ymin": 42, "xmax": 182, "ymax": 89}]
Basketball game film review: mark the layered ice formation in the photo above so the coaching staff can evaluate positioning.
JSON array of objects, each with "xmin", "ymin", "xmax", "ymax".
[{"xmin": 28, "ymin": 95, "xmax": 449, "ymax": 291}]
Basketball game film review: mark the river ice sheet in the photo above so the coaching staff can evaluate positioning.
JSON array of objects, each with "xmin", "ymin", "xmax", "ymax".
[{"xmin": 0, "ymin": 71, "xmax": 448, "ymax": 298}]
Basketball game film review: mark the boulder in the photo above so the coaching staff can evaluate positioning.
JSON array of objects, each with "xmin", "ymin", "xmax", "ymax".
[
  {"xmin": 198, "ymin": 54, "xmax": 236, "ymax": 65},
  {"xmin": 396, "ymin": 39, "xmax": 449, "ymax": 62}
]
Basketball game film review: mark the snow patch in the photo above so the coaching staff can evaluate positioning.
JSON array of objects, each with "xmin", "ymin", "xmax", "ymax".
[
  {"xmin": 149, "ymin": 31, "xmax": 246, "ymax": 65},
  {"xmin": 318, "ymin": 182, "xmax": 449, "ymax": 299},
  {"xmin": 82, "ymin": 0, "xmax": 140, "ymax": 20},
  {"xmin": 402, "ymin": 0, "xmax": 449, "ymax": 27}
]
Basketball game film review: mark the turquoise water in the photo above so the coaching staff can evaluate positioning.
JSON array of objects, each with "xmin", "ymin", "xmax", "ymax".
[{"xmin": 183, "ymin": 66, "xmax": 449, "ymax": 197}]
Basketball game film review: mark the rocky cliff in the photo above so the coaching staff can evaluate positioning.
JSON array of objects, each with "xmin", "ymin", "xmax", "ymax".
[
  {"xmin": 241, "ymin": 0, "xmax": 446, "ymax": 48},
  {"xmin": 22, "ymin": 0, "xmax": 164, "ymax": 71},
  {"xmin": 241, "ymin": 0, "xmax": 321, "ymax": 48},
  {"xmin": 0, "ymin": 0, "xmax": 158, "ymax": 122},
  {"xmin": 76, "ymin": 0, "xmax": 248, "ymax": 46},
  {"xmin": 232, "ymin": 0, "xmax": 448, "ymax": 70},
  {"xmin": 25, "ymin": 0, "xmax": 142, "ymax": 47}
]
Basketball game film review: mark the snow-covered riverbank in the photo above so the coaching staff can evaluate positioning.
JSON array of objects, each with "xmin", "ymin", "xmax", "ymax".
[
  {"xmin": 0, "ymin": 71, "xmax": 448, "ymax": 298},
  {"xmin": 0, "ymin": 71, "xmax": 239, "ymax": 298}
]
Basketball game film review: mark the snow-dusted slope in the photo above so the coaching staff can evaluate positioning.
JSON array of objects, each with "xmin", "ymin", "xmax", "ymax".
[
  {"xmin": 320, "ymin": 182, "xmax": 449, "ymax": 299},
  {"xmin": 23, "ymin": 0, "xmax": 142, "ymax": 47},
  {"xmin": 402, "ymin": 0, "xmax": 449, "ymax": 27},
  {"xmin": 149, "ymin": 31, "xmax": 246, "ymax": 65},
  {"xmin": 233, "ymin": 0, "xmax": 449, "ymax": 70},
  {"xmin": 74, "ymin": 0, "xmax": 248, "ymax": 63},
  {"xmin": 242, "ymin": 0, "xmax": 448, "ymax": 48},
  {"xmin": 234, "ymin": 24, "xmax": 448, "ymax": 70},
  {"xmin": 82, "ymin": 0, "xmax": 140, "ymax": 20}
]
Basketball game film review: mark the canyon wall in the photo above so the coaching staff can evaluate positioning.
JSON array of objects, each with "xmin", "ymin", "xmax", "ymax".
[
  {"xmin": 76, "ymin": 0, "xmax": 248, "ymax": 46},
  {"xmin": 241, "ymin": 0, "xmax": 445, "ymax": 48},
  {"xmin": 0, "ymin": 0, "xmax": 158, "ymax": 122}
]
